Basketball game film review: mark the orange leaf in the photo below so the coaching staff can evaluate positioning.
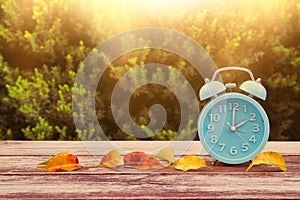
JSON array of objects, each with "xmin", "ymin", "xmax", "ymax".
[
  {"xmin": 37, "ymin": 151, "xmax": 69, "ymax": 166},
  {"xmin": 37, "ymin": 152, "xmax": 81, "ymax": 172},
  {"xmin": 99, "ymin": 150, "xmax": 124, "ymax": 168},
  {"xmin": 246, "ymin": 151, "xmax": 287, "ymax": 172},
  {"xmin": 170, "ymin": 155, "xmax": 213, "ymax": 171},
  {"xmin": 124, "ymin": 151, "xmax": 164, "ymax": 169}
]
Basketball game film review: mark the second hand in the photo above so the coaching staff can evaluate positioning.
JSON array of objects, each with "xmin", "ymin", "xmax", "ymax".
[{"xmin": 235, "ymin": 130, "xmax": 250, "ymax": 146}]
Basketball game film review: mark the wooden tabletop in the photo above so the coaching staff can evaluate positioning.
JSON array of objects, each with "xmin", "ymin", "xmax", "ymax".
[{"xmin": 0, "ymin": 141, "xmax": 299, "ymax": 199}]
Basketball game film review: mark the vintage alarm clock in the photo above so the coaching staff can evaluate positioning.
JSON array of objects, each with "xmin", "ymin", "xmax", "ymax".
[{"xmin": 197, "ymin": 67, "xmax": 269, "ymax": 164}]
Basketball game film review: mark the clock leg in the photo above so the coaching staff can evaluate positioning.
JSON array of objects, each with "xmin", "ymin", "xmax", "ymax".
[{"xmin": 212, "ymin": 159, "xmax": 219, "ymax": 166}]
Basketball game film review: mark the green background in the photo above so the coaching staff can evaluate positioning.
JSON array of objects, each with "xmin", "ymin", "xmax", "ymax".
[{"xmin": 0, "ymin": 0, "xmax": 299, "ymax": 141}]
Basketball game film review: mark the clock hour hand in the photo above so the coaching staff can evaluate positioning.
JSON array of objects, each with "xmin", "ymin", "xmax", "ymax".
[
  {"xmin": 227, "ymin": 122, "xmax": 247, "ymax": 133},
  {"xmin": 235, "ymin": 119, "xmax": 249, "ymax": 128},
  {"xmin": 227, "ymin": 122, "xmax": 250, "ymax": 145}
]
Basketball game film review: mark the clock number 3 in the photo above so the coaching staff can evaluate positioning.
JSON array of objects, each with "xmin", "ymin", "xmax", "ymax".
[{"xmin": 253, "ymin": 124, "xmax": 260, "ymax": 132}]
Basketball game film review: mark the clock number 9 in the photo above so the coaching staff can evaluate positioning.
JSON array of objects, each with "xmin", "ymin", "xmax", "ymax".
[{"xmin": 208, "ymin": 124, "xmax": 215, "ymax": 132}]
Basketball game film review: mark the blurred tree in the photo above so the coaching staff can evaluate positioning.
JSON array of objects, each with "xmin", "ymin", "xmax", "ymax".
[{"xmin": 0, "ymin": 0, "xmax": 299, "ymax": 140}]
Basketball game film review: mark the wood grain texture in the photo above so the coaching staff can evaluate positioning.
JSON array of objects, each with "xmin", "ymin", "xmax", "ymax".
[{"xmin": 0, "ymin": 141, "xmax": 299, "ymax": 199}]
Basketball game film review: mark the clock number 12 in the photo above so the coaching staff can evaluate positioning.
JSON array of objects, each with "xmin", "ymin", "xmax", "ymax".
[{"xmin": 219, "ymin": 103, "xmax": 239, "ymax": 112}]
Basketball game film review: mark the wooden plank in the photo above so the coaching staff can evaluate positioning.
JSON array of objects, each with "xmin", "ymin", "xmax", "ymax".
[
  {"xmin": 0, "ymin": 172, "xmax": 299, "ymax": 199},
  {"xmin": 0, "ymin": 141, "xmax": 299, "ymax": 199},
  {"xmin": 0, "ymin": 141, "xmax": 299, "ymax": 155}
]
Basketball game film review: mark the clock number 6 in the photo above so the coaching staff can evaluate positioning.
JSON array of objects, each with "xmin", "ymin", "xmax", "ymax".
[{"xmin": 230, "ymin": 146, "xmax": 237, "ymax": 155}]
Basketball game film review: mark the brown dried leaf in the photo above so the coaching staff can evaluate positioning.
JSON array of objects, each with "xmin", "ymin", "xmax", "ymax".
[{"xmin": 124, "ymin": 151, "xmax": 164, "ymax": 169}]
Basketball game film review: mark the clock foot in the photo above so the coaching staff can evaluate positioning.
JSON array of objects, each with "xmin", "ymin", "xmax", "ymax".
[{"xmin": 212, "ymin": 159, "xmax": 219, "ymax": 166}]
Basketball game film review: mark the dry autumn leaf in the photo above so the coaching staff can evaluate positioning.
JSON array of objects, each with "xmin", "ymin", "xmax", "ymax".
[
  {"xmin": 37, "ymin": 151, "xmax": 69, "ymax": 166},
  {"xmin": 37, "ymin": 151, "xmax": 81, "ymax": 172},
  {"xmin": 155, "ymin": 146, "xmax": 174, "ymax": 163},
  {"xmin": 124, "ymin": 151, "xmax": 164, "ymax": 169},
  {"xmin": 99, "ymin": 150, "xmax": 124, "ymax": 168},
  {"xmin": 246, "ymin": 151, "xmax": 287, "ymax": 172},
  {"xmin": 170, "ymin": 155, "xmax": 213, "ymax": 171}
]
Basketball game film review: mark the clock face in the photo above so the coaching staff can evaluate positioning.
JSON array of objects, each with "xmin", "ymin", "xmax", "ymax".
[{"xmin": 198, "ymin": 92, "xmax": 269, "ymax": 164}]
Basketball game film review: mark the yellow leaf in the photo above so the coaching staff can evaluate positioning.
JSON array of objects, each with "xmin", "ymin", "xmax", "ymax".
[
  {"xmin": 155, "ymin": 146, "xmax": 174, "ymax": 163},
  {"xmin": 99, "ymin": 150, "xmax": 124, "ymax": 168},
  {"xmin": 37, "ymin": 152, "xmax": 81, "ymax": 172},
  {"xmin": 246, "ymin": 151, "xmax": 287, "ymax": 172},
  {"xmin": 170, "ymin": 155, "xmax": 213, "ymax": 171}
]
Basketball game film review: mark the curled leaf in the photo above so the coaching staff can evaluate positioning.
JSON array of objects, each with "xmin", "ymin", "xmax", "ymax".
[
  {"xmin": 124, "ymin": 151, "xmax": 164, "ymax": 169},
  {"xmin": 37, "ymin": 151, "xmax": 69, "ymax": 166},
  {"xmin": 246, "ymin": 151, "xmax": 287, "ymax": 172},
  {"xmin": 37, "ymin": 151, "xmax": 81, "ymax": 172},
  {"xmin": 155, "ymin": 146, "xmax": 174, "ymax": 163},
  {"xmin": 170, "ymin": 155, "xmax": 213, "ymax": 171},
  {"xmin": 99, "ymin": 150, "xmax": 124, "ymax": 168}
]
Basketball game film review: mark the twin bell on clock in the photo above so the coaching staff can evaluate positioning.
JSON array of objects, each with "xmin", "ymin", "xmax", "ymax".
[{"xmin": 197, "ymin": 67, "xmax": 270, "ymax": 165}]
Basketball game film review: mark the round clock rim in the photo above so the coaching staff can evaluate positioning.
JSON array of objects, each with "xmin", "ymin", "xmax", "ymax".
[{"xmin": 198, "ymin": 92, "xmax": 270, "ymax": 164}]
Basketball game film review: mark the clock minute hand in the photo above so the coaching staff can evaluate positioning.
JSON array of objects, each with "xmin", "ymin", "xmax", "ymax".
[{"xmin": 232, "ymin": 107, "xmax": 236, "ymax": 126}]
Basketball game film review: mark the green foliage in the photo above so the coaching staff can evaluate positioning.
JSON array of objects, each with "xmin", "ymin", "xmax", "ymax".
[
  {"xmin": 2, "ymin": 65, "xmax": 74, "ymax": 140},
  {"xmin": 0, "ymin": 0, "xmax": 299, "ymax": 140},
  {"xmin": 22, "ymin": 116, "xmax": 53, "ymax": 140}
]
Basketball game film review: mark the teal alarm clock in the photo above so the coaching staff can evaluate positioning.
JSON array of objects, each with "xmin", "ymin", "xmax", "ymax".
[{"xmin": 198, "ymin": 67, "xmax": 270, "ymax": 164}]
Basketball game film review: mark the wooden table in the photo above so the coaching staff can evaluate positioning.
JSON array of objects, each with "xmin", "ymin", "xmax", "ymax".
[{"xmin": 0, "ymin": 141, "xmax": 299, "ymax": 199}]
